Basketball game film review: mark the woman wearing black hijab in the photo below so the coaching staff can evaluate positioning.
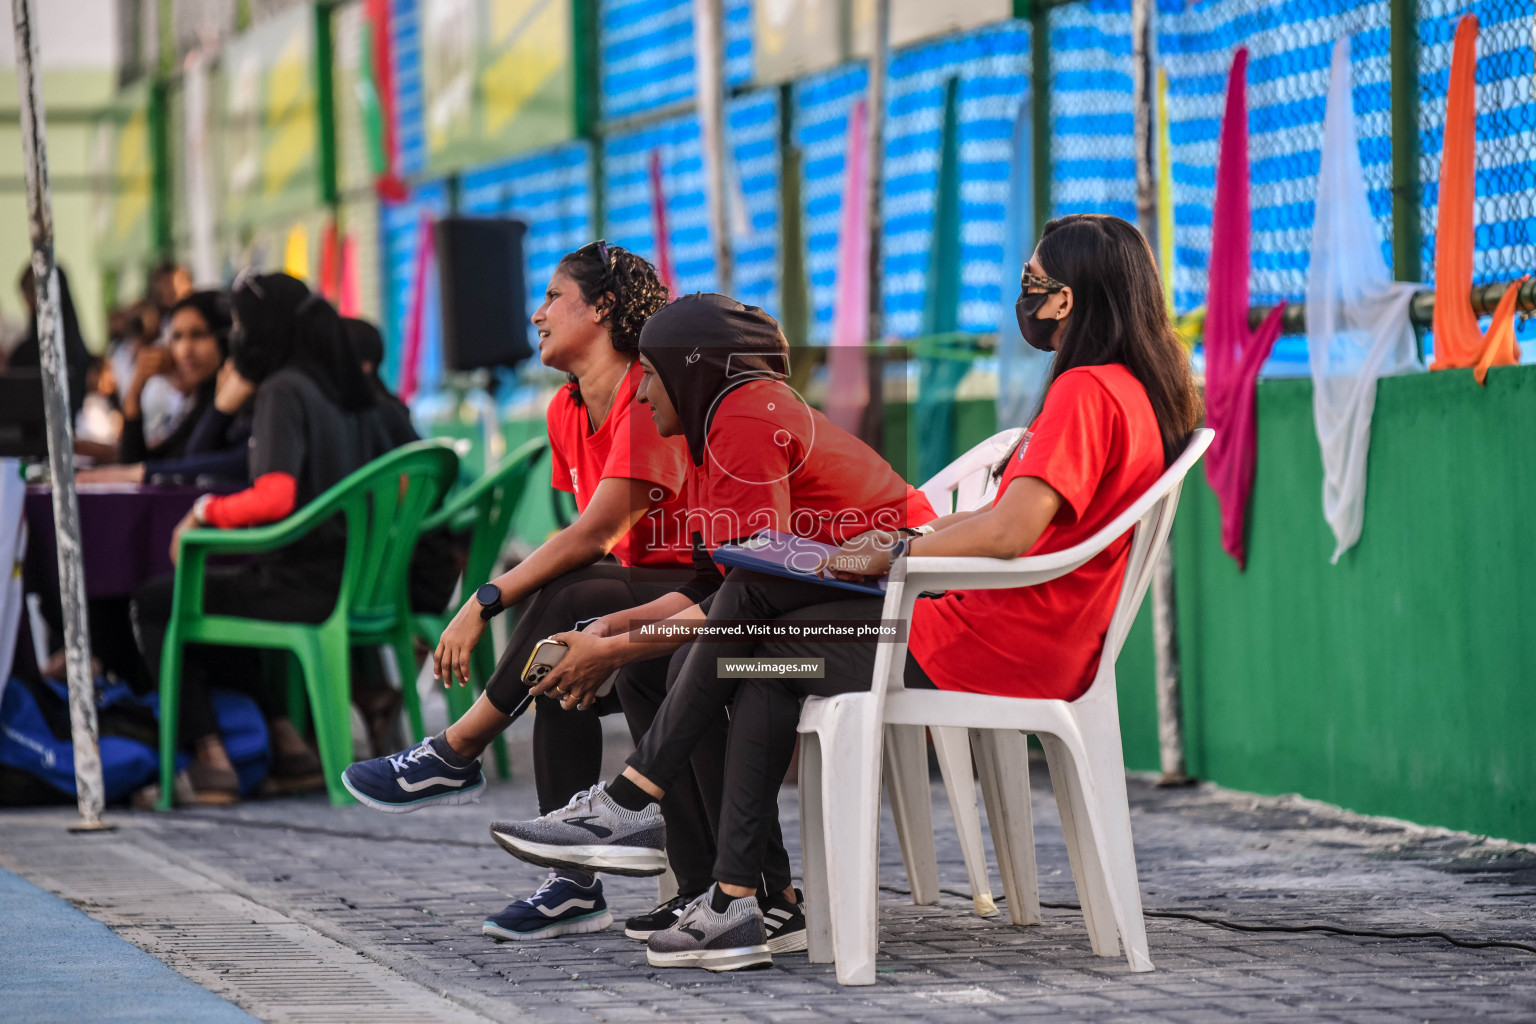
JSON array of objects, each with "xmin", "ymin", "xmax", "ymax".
[
  {"xmin": 13, "ymin": 263, "xmax": 90, "ymax": 418},
  {"xmin": 131, "ymin": 272, "xmax": 387, "ymax": 804}
]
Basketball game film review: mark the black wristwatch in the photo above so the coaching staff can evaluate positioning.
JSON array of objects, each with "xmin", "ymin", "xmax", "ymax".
[{"xmin": 476, "ymin": 583, "xmax": 505, "ymax": 620}]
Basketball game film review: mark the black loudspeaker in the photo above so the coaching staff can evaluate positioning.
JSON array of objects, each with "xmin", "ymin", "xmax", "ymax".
[{"xmin": 434, "ymin": 217, "xmax": 532, "ymax": 372}]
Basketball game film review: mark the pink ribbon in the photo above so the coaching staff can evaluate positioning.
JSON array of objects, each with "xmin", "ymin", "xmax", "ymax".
[
  {"xmin": 399, "ymin": 212, "xmax": 434, "ymax": 404},
  {"xmin": 826, "ymin": 98, "xmax": 871, "ymax": 433},
  {"xmin": 650, "ymin": 149, "xmax": 679, "ymax": 296},
  {"xmin": 1203, "ymin": 47, "xmax": 1285, "ymax": 569}
]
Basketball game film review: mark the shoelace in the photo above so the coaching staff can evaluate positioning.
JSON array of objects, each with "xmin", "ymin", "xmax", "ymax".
[
  {"xmin": 387, "ymin": 740, "xmax": 435, "ymax": 774},
  {"xmin": 526, "ymin": 872, "xmax": 560, "ymax": 903},
  {"xmin": 539, "ymin": 781, "xmax": 605, "ymax": 821},
  {"xmin": 674, "ymin": 890, "xmax": 712, "ymax": 927}
]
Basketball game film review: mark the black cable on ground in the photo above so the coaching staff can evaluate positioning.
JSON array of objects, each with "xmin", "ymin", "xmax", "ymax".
[{"xmin": 879, "ymin": 885, "xmax": 1536, "ymax": 957}]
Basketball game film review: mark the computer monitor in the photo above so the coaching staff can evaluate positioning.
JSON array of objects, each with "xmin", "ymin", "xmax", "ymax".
[{"xmin": 0, "ymin": 369, "xmax": 50, "ymax": 458}]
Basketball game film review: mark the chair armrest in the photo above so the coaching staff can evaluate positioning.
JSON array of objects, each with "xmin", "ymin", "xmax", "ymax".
[
  {"xmin": 897, "ymin": 551, "xmax": 1099, "ymax": 593},
  {"xmin": 177, "ymin": 521, "xmax": 323, "ymax": 557}
]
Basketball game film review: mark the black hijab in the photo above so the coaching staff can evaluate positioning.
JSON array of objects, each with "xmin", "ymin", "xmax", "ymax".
[
  {"xmin": 231, "ymin": 272, "xmax": 374, "ymax": 412},
  {"xmin": 13, "ymin": 263, "xmax": 90, "ymax": 417},
  {"xmin": 637, "ymin": 293, "xmax": 790, "ymax": 466}
]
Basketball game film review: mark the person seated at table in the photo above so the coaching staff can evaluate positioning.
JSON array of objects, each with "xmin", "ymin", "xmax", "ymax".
[
  {"xmin": 486, "ymin": 214, "xmax": 1203, "ymax": 971},
  {"xmin": 130, "ymin": 273, "xmax": 390, "ymax": 804},
  {"xmin": 81, "ymin": 291, "xmax": 257, "ymax": 485},
  {"xmin": 11, "ymin": 263, "xmax": 90, "ymax": 419},
  {"xmin": 342, "ymin": 243, "xmax": 714, "ymax": 941},
  {"xmin": 74, "ymin": 355, "xmax": 124, "ymax": 456},
  {"xmin": 119, "ymin": 291, "xmax": 231, "ymax": 461},
  {"xmin": 475, "ymin": 293, "xmax": 937, "ymax": 960}
]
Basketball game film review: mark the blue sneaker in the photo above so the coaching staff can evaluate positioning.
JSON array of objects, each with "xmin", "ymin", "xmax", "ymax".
[
  {"xmin": 482, "ymin": 872, "xmax": 613, "ymax": 942},
  {"xmin": 341, "ymin": 737, "xmax": 485, "ymax": 813}
]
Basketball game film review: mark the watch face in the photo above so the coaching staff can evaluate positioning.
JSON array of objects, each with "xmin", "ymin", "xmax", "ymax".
[{"xmin": 476, "ymin": 583, "xmax": 502, "ymax": 607}]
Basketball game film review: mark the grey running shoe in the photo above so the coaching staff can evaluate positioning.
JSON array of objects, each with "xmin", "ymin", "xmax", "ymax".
[
  {"xmin": 489, "ymin": 782, "xmax": 667, "ymax": 877},
  {"xmin": 646, "ymin": 886, "xmax": 772, "ymax": 971}
]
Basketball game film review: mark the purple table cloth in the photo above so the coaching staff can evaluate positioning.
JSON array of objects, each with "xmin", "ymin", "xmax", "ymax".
[{"xmin": 23, "ymin": 484, "xmax": 235, "ymax": 599}]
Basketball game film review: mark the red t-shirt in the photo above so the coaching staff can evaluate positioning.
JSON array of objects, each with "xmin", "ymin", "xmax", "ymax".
[
  {"xmin": 907, "ymin": 364, "xmax": 1164, "ymax": 701},
  {"xmin": 547, "ymin": 362, "xmax": 693, "ymax": 567},
  {"xmin": 681, "ymin": 379, "xmax": 935, "ymax": 547}
]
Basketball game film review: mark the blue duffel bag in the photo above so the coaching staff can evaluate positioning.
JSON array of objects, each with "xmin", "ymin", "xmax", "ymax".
[{"xmin": 0, "ymin": 676, "xmax": 270, "ymax": 802}]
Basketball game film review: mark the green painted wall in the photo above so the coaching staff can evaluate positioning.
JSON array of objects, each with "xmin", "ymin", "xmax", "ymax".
[{"xmin": 1175, "ymin": 365, "xmax": 1536, "ymax": 843}]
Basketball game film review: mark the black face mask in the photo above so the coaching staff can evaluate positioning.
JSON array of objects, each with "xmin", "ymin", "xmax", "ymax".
[{"xmin": 1015, "ymin": 292, "xmax": 1061, "ymax": 352}]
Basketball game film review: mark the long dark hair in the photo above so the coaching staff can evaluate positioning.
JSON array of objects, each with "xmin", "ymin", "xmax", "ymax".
[
  {"xmin": 1029, "ymin": 214, "xmax": 1202, "ymax": 466},
  {"xmin": 230, "ymin": 272, "xmax": 374, "ymax": 412},
  {"xmin": 555, "ymin": 242, "xmax": 669, "ymax": 404},
  {"xmin": 168, "ymin": 290, "xmax": 233, "ymax": 357}
]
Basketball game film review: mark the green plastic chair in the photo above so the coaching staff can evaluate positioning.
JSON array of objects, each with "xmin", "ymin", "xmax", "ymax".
[
  {"xmin": 411, "ymin": 436, "xmax": 548, "ymax": 780},
  {"xmin": 157, "ymin": 440, "xmax": 460, "ymax": 808}
]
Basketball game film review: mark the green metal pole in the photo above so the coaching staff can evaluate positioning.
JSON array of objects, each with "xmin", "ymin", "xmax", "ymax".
[
  {"xmin": 148, "ymin": 79, "xmax": 172, "ymax": 259},
  {"xmin": 572, "ymin": 0, "xmax": 604, "ymax": 233},
  {"xmin": 778, "ymin": 83, "xmax": 808, "ymax": 348},
  {"xmin": 1390, "ymin": 0, "xmax": 1421, "ymax": 285},
  {"xmin": 1029, "ymin": 0, "xmax": 1052, "ymax": 235},
  {"xmin": 157, "ymin": 0, "xmax": 175, "ymax": 74},
  {"xmin": 314, "ymin": 5, "xmax": 338, "ymax": 207}
]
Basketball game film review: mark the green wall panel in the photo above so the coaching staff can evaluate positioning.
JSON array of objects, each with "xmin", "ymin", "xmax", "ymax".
[
  {"xmin": 1116, "ymin": 603, "xmax": 1159, "ymax": 772},
  {"xmin": 1176, "ymin": 365, "xmax": 1536, "ymax": 843}
]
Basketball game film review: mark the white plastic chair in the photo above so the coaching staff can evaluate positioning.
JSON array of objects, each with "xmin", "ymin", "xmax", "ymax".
[
  {"xmin": 656, "ymin": 429, "xmax": 1024, "ymax": 912},
  {"xmin": 797, "ymin": 428, "xmax": 1214, "ymax": 985},
  {"xmin": 884, "ymin": 428, "xmax": 1024, "ymax": 919}
]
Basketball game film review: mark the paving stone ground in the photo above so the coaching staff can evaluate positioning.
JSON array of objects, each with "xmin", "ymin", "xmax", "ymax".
[{"xmin": 3, "ymin": 718, "xmax": 1534, "ymax": 1023}]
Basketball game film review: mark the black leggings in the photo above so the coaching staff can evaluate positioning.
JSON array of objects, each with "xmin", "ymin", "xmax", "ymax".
[
  {"xmin": 132, "ymin": 559, "xmax": 340, "ymax": 746},
  {"xmin": 614, "ymin": 651, "xmax": 753, "ymax": 897},
  {"xmin": 626, "ymin": 569, "xmax": 934, "ymax": 890},
  {"xmin": 480, "ymin": 562, "xmax": 694, "ymax": 816}
]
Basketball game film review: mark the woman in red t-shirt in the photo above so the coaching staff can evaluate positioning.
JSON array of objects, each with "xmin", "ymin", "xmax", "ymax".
[
  {"xmin": 481, "ymin": 295, "xmax": 935, "ymax": 954},
  {"xmin": 343, "ymin": 245, "xmax": 718, "ymax": 934},
  {"xmin": 479, "ymin": 217, "xmax": 1202, "ymax": 968}
]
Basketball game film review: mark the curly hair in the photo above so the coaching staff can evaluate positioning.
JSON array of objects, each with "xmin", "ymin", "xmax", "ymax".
[
  {"xmin": 558, "ymin": 242, "xmax": 668, "ymax": 351},
  {"xmin": 555, "ymin": 242, "xmax": 669, "ymax": 404}
]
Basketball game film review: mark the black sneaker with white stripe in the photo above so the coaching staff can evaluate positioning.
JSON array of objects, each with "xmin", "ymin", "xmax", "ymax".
[
  {"xmin": 759, "ymin": 887, "xmax": 807, "ymax": 954},
  {"xmin": 623, "ymin": 891, "xmax": 700, "ymax": 941}
]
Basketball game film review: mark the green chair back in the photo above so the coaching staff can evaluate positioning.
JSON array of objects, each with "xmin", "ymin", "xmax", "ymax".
[
  {"xmin": 157, "ymin": 440, "xmax": 459, "ymax": 808},
  {"xmin": 412, "ymin": 437, "xmax": 548, "ymax": 780}
]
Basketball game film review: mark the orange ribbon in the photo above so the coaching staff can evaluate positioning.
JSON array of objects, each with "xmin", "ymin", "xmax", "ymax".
[{"xmin": 1429, "ymin": 15, "xmax": 1526, "ymax": 384}]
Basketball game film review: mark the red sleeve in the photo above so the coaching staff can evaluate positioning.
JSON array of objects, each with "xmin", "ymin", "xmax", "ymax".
[
  {"xmin": 202, "ymin": 472, "xmax": 299, "ymax": 529},
  {"xmin": 546, "ymin": 386, "xmax": 577, "ymax": 494},
  {"xmin": 599, "ymin": 398, "xmax": 689, "ymax": 500},
  {"xmin": 999, "ymin": 371, "xmax": 1117, "ymax": 527},
  {"xmin": 684, "ymin": 413, "xmax": 793, "ymax": 547},
  {"xmin": 903, "ymin": 484, "xmax": 938, "ymax": 527}
]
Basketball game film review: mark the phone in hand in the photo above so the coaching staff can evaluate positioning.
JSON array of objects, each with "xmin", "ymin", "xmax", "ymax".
[
  {"xmin": 521, "ymin": 638, "xmax": 569, "ymax": 687},
  {"xmin": 519, "ymin": 619, "xmax": 620, "ymax": 698}
]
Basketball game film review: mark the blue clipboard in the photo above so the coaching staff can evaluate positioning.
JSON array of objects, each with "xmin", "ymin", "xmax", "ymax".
[{"xmin": 711, "ymin": 531, "xmax": 889, "ymax": 597}]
